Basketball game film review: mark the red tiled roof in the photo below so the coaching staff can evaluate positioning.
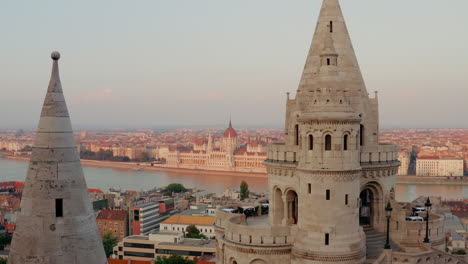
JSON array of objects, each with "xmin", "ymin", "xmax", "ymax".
[
  {"xmin": 88, "ymin": 189, "xmax": 104, "ymax": 193},
  {"xmin": 97, "ymin": 209, "xmax": 127, "ymax": 221}
]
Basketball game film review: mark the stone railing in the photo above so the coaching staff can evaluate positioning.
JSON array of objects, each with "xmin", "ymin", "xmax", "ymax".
[
  {"xmin": 265, "ymin": 144, "xmax": 299, "ymax": 164},
  {"xmin": 391, "ymin": 248, "xmax": 467, "ymax": 264},
  {"xmin": 224, "ymin": 214, "xmax": 294, "ymax": 246},
  {"xmin": 391, "ymin": 203, "xmax": 446, "ymax": 249},
  {"xmin": 360, "ymin": 144, "xmax": 399, "ymax": 164},
  {"xmin": 215, "ymin": 206, "xmax": 294, "ymax": 247},
  {"xmin": 371, "ymin": 248, "xmax": 467, "ymax": 264}
]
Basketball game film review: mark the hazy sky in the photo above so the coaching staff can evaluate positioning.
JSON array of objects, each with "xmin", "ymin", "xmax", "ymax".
[{"xmin": 0, "ymin": 0, "xmax": 467, "ymax": 129}]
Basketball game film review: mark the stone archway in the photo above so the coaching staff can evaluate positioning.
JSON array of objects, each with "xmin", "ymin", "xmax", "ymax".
[
  {"xmin": 359, "ymin": 188, "xmax": 373, "ymax": 226},
  {"xmin": 360, "ymin": 182, "xmax": 385, "ymax": 231},
  {"xmin": 250, "ymin": 260, "xmax": 267, "ymax": 264},
  {"xmin": 285, "ymin": 189, "xmax": 298, "ymax": 225}
]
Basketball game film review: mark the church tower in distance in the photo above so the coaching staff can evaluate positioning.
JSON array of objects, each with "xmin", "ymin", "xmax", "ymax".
[{"xmin": 9, "ymin": 52, "xmax": 107, "ymax": 264}]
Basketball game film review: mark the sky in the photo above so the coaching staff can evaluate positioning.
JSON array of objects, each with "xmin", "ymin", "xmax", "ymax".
[{"xmin": 0, "ymin": 0, "xmax": 467, "ymax": 130}]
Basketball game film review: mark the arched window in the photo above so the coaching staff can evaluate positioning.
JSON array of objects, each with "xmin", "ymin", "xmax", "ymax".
[
  {"xmin": 325, "ymin": 135, "xmax": 332, "ymax": 151},
  {"xmin": 343, "ymin": 134, "xmax": 349, "ymax": 151},
  {"xmin": 360, "ymin": 125, "xmax": 364, "ymax": 146},
  {"xmin": 309, "ymin": 135, "xmax": 314, "ymax": 150},
  {"xmin": 294, "ymin": 125, "xmax": 299, "ymax": 146}
]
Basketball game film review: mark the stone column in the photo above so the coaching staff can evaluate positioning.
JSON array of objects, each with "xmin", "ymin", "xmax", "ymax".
[{"xmin": 282, "ymin": 195, "xmax": 288, "ymax": 225}]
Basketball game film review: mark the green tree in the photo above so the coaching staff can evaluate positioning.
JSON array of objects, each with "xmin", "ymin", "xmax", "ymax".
[
  {"xmin": 240, "ymin": 180, "xmax": 250, "ymax": 200},
  {"xmin": 102, "ymin": 231, "xmax": 119, "ymax": 257},
  {"xmin": 453, "ymin": 249, "xmax": 467, "ymax": 255},
  {"xmin": 185, "ymin": 224, "xmax": 206, "ymax": 239},
  {"xmin": 0, "ymin": 257, "xmax": 7, "ymax": 264},
  {"xmin": 155, "ymin": 255, "xmax": 196, "ymax": 264},
  {"xmin": 0, "ymin": 233, "xmax": 12, "ymax": 250},
  {"xmin": 166, "ymin": 183, "xmax": 188, "ymax": 195}
]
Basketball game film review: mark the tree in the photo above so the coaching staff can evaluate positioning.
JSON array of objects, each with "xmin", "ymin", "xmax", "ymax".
[
  {"xmin": 185, "ymin": 224, "xmax": 206, "ymax": 239},
  {"xmin": 453, "ymin": 249, "xmax": 467, "ymax": 255},
  {"xmin": 166, "ymin": 183, "xmax": 188, "ymax": 195},
  {"xmin": 102, "ymin": 231, "xmax": 119, "ymax": 257},
  {"xmin": 240, "ymin": 180, "xmax": 250, "ymax": 200},
  {"xmin": 155, "ymin": 255, "xmax": 196, "ymax": 264},
  {"xmin": 0, "ymin": 233, "xmax": 12, "ymax": 250},
  {"xmin": 0, "ymin": 257, "xmax": 6, "ymax": 264}
]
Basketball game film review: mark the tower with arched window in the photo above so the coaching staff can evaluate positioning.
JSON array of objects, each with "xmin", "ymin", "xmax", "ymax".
[{"xmin": 216, "ymin": 0, "xmax": 402, "ymax": 263}]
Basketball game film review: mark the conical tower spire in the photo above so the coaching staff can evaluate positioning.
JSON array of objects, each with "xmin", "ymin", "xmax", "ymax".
[
  {"xmin": 9, "ymin": 52, "xmax": 107, "ymax": 264},
  {"xmin": 298, "ymin": 0, "xmax": 368, "ymax": 101}
]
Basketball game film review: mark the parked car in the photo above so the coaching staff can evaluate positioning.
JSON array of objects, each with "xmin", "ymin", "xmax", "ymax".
[
  {"xmin": 406, "ymin": 216, "xmax": 424, "ymax": 221},
  {"xmin": 412, "ymin": 206, "xmax": 426, "ymax": 216}
]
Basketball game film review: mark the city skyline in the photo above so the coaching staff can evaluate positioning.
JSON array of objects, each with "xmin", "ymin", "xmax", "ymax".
[{"xmin": 1, "ymin": 0, "xmax": 467, "ymax": 129}]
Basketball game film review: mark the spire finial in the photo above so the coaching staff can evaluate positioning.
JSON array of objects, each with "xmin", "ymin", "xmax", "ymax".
[
  {"xmin": 229, "ymin": 117, "xmax": 232, "ymax": 128},
  {"xmin": 51, "ymin": 51, "xmax": 61, "ymax": 61}
]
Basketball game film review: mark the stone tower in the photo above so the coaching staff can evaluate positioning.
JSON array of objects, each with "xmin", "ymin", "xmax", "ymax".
[
  {"xmin": 215, "ymin": 0, "xmax": 400, "ymax": 263},
  {"xmin": 8, "ymin": 52, "xmax": 108, "ymax": 264},
  {"xmin": 282, "ymin": 5, "xmax": 366, "ymax": 262}
]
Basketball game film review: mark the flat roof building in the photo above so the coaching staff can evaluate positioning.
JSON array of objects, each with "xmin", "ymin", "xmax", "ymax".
[{"xmin": 113, "ymin": 231, "xmax": 216, "ymax": 261}]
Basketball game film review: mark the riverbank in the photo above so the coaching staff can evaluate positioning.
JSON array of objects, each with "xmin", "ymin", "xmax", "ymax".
[
  {"xmin": 397, "ymin": 175, "xmax": 468, "ymax": 186},
  {"xmin": 1, "ymin": 155, "xmax": 268, "ymax": 178}
]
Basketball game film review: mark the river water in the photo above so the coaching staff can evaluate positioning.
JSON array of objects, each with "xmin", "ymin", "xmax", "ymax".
[{"xmin": 1, "ymin": 158, "xmax": 465, "ymax": 202}]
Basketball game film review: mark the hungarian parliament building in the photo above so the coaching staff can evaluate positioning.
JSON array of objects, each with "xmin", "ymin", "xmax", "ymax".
[{"xmin": 158, "ymin": 121, "xmax": 267, "ymax": 173}]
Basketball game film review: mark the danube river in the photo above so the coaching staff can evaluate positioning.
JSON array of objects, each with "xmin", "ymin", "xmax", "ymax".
[{"xmin": 1, "ymin": 158, "xmax": 466, "ymax": 202}]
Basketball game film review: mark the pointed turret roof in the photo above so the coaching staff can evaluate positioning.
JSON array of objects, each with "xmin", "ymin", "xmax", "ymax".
[
  {"xmin": 9, "ymin": 52, "xmax": 107, "ymax": 264},
  {"xmin": 224, "ymin": 118, "xmax": 237, "ymax": 138},
  {"xmin": 298, "ymin": 0, "xmax": 368, "ymax": 100}
]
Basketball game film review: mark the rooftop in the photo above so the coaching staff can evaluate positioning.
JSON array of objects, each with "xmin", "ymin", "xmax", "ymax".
[
  {"xmin": 161, "ymin": 215, "xmax": 215, "ymax": 226},
  {"xmin": 126, "ymin": 235, "xmax": 149, "ymax": 241},
  {"xmin": 157, "ymin": 238, "xmax": 216, "ymax": 249},
  {"xmin": 97, "ymin": 209, "xmax": 127, "ymax": 221}
]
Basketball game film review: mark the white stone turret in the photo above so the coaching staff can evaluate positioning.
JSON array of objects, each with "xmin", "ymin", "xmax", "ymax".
[{"xmin": 8, "ymin": 52, "xmax": 108, "ymax": 264}]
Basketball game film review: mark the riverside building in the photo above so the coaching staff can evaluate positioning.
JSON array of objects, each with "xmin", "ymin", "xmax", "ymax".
[
  {"xmin": 214, "ymin": 0, "xmax": 462, "ymax": 263},
  {"xmin": 159, "ymin": 121, "xmax": 267, "ymax": 173}
]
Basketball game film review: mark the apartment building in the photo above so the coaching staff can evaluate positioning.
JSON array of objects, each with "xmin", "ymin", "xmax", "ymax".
[
  {"xmin": 416, "ymin": 156, "xmax": 464, "ymax": 176},
  {"xmin": 113, "ymin": 231, "xmax": 215, "ymax": 261}
]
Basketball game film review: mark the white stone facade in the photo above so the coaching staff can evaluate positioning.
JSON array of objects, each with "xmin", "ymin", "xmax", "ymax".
[
  {"xmin": 212, "ymin": 0, "xmax": 455, "ymax": 263},
  {"xmin": 416, "ymin": 157, "xmax": 464, "ymax": 177}
]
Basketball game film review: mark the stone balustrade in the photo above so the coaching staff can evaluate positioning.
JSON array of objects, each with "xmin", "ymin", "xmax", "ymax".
[
  {"xmin": 391, "ymin": 202, "xmax": 446, "ymax": 249},
  {"xmin": 371, "ymin": 248, "xmax": 466, "ymax": 264},
  {"xmin": 215, "ymin": 206, "xmax": 294, "ymax": 247},
  {"xmin": 266, "ymin": 143, "xmax": 398, "ymax": 165},
  {"xmin": 224, "ymin": 215, "xmax": 294, "ymax": 246},
  {"xmin": 360, "ymin": 144, "xmax": 399, "ymax": 164},
  {"xmin": 391, "ymin": 249, "xmax": 466, "ymax": 264},
  {"xmin": 266, "ymin": 144, "xmax": 299, "ymax": 164}
]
